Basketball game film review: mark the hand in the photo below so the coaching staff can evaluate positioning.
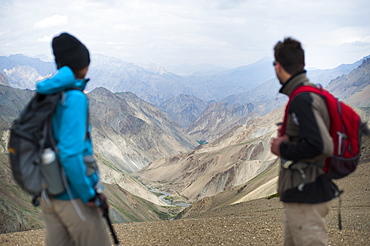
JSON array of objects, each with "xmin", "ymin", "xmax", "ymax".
[
  {"xmin": 87, "ymin": 193, "xmax": 109, "ymax": 211},
  {"xmin": 270, "ymin": 135, "xmax": 289, "ymax": 156}
]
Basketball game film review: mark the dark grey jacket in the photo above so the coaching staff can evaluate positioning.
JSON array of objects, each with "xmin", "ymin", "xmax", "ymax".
[{"xmin": 278, "ymin": 71, "xmax": 337, "ymax": 203}]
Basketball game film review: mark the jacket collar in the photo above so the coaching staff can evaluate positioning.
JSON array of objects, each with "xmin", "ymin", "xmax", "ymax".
[{"xmin": 279, "ymin": 71, "xmax": 310, "ymax": 96}]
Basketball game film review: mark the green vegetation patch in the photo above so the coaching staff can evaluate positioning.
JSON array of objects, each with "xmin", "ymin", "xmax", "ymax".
[
  {"xmin": 110, "ymin": 203, "xmax": 141, "ymax": 222},
  {"xmin": 267, "ymin": 193, "xmax": 279, "ymax": 200}
]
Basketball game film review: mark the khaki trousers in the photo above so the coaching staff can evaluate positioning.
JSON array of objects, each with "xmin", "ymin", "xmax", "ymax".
[
  {"xmin": 283, "ymin": 201, "xmax": 331, "ymax": 246},
  {"xmin": 41, "ymin": 197, "xmax": 111, "ymax": 246}
]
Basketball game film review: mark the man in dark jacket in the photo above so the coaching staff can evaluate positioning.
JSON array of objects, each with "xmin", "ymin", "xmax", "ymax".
[{"xmin": 270, "ymin": 37, "xmax": 337, "ymax": 246}]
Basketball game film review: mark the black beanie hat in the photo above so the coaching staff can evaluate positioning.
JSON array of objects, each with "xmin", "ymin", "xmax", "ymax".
[{"xmin": 52, "ymin": 33, "xmax": 90, "ymax": 69}]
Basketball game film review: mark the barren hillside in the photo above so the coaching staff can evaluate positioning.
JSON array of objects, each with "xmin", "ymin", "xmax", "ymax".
[
  {"xmin": 1, "ymin": 156, "xmax": 369, "ymax": 245},
  {"xmin": 135, "ymin": 106, "xmax": 285, "ymax": 204}
]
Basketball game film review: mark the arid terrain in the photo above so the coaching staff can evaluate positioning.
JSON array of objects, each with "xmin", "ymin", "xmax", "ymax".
[
  {"xmin": 1, "ymin": 156, "xmax": 369, "ymax": 246},
  {"xmin": 1, "ymin": 55, "xmax": 369, "ymax": 245}
]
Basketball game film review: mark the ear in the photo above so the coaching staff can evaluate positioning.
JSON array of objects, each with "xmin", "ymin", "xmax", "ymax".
[
  {"xmin": 275, "ymin": 61, "xmax": 283, "ymax": 72},
  {"xmin": 75, "ymin": 66, "xmax": 89, "ymax": 79}
]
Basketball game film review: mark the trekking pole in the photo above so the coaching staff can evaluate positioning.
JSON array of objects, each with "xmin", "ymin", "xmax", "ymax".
[
  {"xmin": 103, "ymin": 206, "xmax": 120, "ymax": 245},
  {"xmin": 338, "ymin": 195, "xmax": 342, "ymax": 230},
  {"xmin": 95, "ymin": 194, "xmax": 120, "ymax": 245}
]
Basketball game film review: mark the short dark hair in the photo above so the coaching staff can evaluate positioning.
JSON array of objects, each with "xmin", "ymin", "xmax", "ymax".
[{"xmin": 274, "ymin": 37, "xmax": 305, "ymax": 75}]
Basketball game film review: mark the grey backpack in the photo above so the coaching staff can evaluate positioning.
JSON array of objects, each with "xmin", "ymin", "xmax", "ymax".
[{"xmin": 8, "ymin": 92, "xmax": 66, "ymax": 203}]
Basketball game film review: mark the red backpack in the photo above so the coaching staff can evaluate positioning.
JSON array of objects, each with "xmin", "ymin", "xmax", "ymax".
[{"xmin": 282, "ymin": 85, "xmax": 362, "ymax": 179}]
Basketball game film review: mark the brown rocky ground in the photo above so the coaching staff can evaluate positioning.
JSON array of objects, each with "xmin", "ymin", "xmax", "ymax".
[{"xmin": 0, "ymin": 158, "xmax": 369, "ymax": 246}]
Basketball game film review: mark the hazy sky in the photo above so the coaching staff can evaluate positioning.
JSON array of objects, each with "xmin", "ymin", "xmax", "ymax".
[{"xmin": 1, "ymin": 0, "xmax": 369, "ymax": 69}]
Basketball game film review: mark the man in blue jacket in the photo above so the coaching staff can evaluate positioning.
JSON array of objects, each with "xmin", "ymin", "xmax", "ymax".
[{"xmin": 37, "ymin": 33, "xmax": 111, "ymax": 246}]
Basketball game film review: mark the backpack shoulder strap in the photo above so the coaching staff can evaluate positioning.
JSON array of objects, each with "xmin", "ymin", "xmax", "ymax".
[
  {"xmin": 290, "ymin": 85, "xmax": 325, "ymax": 99},
  {"xmin": 281, "ymin": 85, "xmax": 325, "ymax": 135}
]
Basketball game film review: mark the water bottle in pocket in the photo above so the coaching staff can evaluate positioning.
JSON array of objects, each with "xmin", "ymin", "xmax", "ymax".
[{"xmin": 40, "ymin": 148, "xmax": 65, "ymax": 195}]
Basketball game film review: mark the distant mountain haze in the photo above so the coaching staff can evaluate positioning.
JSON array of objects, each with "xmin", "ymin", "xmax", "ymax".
[
  {"xmin": 159, "ymin": 94, "xmax": 211, "ymax": 128},
  {"xmin": 0, "ymin": 54, "xmax": 54, "ymax": 90}
]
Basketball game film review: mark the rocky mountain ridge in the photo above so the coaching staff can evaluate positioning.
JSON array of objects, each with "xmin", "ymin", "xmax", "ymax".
[
  {"xmin": 326, "ymin": 57, "xmax": 370, "ymax": 108},
  {"xmin": 88, "ymin": 87, "xmax": 194, "ymax": 173},
  {"xmin": 185, "ymin": 101, "xmax": 258, "ymax": 142},
  {"xmin": 0, "ymin": 73, "xmax": 10, "ymax": 87}
]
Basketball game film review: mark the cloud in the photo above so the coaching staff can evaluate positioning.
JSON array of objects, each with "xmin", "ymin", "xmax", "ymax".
[
  {"xmin": 348, "ymin": 41, "xmax": 370, "ymax": 47},
  {"xmin": 1, "ymin": 0, "xmax": 369, "ymax": 69},
  {"xmin": 34, "ymin": 15, "xmax": 68, "ymax": 29},
  {"xmin": 37, "ymin": 35, "xmax": 54, "ymax": 43}
]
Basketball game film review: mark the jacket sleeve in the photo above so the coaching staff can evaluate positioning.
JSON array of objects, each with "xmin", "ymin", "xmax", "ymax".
[
  {"xmin": 57, "ymin": 90, "xmax": 96, "ymax": 203},
  {"xmin": 279, "ymin": 92, "xmax": 332, "ymax": 161}
]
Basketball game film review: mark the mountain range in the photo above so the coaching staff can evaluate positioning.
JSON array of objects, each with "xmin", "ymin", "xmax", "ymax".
[
  {"xmin": 0, "ymin": 53, "xmax": 369, "ymax": 233},
  {"xmin": 1, "ymin": 54, "xmax": 366, "ymax": 141},
  {"xmin": 135, "ymin": 56, "xmax": 370, "ymax": 207}
]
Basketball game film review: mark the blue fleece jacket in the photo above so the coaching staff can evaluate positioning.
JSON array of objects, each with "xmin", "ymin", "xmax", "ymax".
[{"xmin": 36, "ymin": 66, "xmax": 98, "ymax": 203}]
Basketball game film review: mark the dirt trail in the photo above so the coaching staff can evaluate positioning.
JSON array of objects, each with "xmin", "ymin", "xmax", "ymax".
[{"xmin": 1, "ymin": 161, "xmax": 369, "ymax": 246}]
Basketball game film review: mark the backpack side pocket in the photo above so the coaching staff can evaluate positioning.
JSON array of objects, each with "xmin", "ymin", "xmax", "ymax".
[
  {"xmin": 83, "ymin": 155, "xmax": 98, "ymax": 176},
  {"xmin": 40, "ymin": 148, "xmax": 65, "ymax": 195}
]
